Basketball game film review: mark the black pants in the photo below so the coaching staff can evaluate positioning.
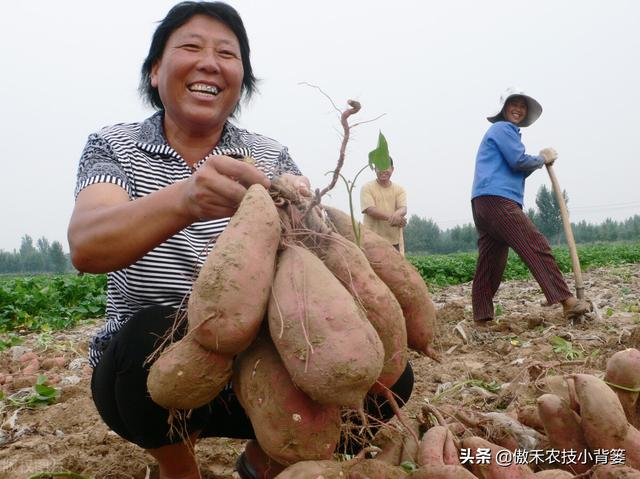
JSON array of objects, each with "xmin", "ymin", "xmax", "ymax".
[{"xmin": 91, "ymin": 306, "xmax": 413, "ymax": 450}]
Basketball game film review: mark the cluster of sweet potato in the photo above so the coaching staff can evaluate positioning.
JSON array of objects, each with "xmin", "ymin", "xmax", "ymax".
[
  {"xmin": 304, "ymin": 348, "xmax": 639, "ymax": 478},
  {"xmin": 146, "ymin": 182, "xmax": 438, "ymax": 467}
]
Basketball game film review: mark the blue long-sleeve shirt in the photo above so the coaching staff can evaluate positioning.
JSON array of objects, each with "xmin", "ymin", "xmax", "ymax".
[{"xmin": 471, "ymin": 121, "xmax": 545, "ymax": 206}]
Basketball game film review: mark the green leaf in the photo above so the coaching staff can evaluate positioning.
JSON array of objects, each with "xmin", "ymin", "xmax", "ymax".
[
  {"xmin": 400, "ymin": 461, "xmax": 417, "ymax": 473},
  {"xmin": 368, "ymin": 131, "xmax": 390, "ymax": 171}
]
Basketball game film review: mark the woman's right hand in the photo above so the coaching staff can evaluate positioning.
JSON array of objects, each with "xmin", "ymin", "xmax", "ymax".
[
  {"xmin": 181, "ymin": 154, "xmax": 271, "ymax": 221},
  {"xmin": 539, "ymin": 147, "xmax": 558, "ymax": 165}
]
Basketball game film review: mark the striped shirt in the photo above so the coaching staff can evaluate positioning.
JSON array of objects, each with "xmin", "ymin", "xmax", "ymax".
[{"xmin": 75, "ymin": 111, "xmax": 301, "ymax": 367}]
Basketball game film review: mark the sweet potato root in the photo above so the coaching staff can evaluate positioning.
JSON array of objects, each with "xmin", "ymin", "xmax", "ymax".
[
  {"xmin": 409, "ymin": 464, "xmax": 476, "ymax": 478},
  {"xmin": 147, "ymin": 335, "xmax": 232, "ymax": 410},
  {"xmin": 323, "ymin": 206, "xmax": 437, "ymax": 359},
  {"xmin": 460, "ymin": 436, "xmax": 535, "ymax": 478},
  {"xmin": 591, "ymin": 465, "xmax": 640, "ymax": 478},
  {"xmin": 274, "ymin": 457, "xmax": 407, "ymax": 479},
  {"xmin": 318, "ymin": 232, "xmax": 408, "ymax": 393},
  {"xmin": 572, "ymin": 373, "xmax": 640, "ymax": 469},
  {"xmin": 536, "ymin": 394, "xmax": 590, "ymax": 474},
  {"xmin": 605, "ymin": 348, "xmax": 640, "ymax": 428},
  {"xmin": 188, "ymin": 184, "xmax": 280, "ymax": 355},
  {"xmin": 268, "ymin": 244, "xmax": 384, "ymax": 407},
  {"xmin": 233, "ymin": 336, "xmax": 341, "ymax": 466},
  {"xmin": 418, "ymin": 426, "xmax": 460, "ymax": 467},
  {"xmin": 533, "ymin": 471, "xmax": 573, "ymax": 478}
]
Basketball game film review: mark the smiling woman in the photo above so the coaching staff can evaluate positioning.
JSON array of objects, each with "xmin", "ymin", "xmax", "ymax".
[{"xmin": 66, "ymin": 2, "xmax": 306, "ymax": 479}]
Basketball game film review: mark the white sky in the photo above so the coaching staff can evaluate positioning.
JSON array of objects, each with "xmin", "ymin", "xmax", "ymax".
[{"xmin": 1, "ymin": 0, "xmax": 639, "ymax": 251}]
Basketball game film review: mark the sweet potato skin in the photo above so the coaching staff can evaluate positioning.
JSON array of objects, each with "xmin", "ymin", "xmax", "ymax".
[
  {"xmin": 146, "ymin": 336, "xmax": 232, "ymax": 410},
  {"xmin": 536, "ymin": 393, "xmax": 591, "ymax": 474},
  {"xmin": 318, "ymin": 232, "xmax": 408, "ymax": 393},
  {"xmin": 460, "ymin": 436, "xmax": 535, "ymax": 479},
  {"xmin": 268, "ymin": 244, "xmax": 384, "ymax": 407},
  {"xmin": 233, "ymin": 336, "xmax": 341, "ymax": 466},
  {"xmin": 605, "ymin": 348, "xmax": 640, "ymax": 428},
  {"xmin": 323, "ymin": 206, "xmax": 437, "ymax": 358},
  {"xmin": 188, "ymin": 184, "xmax": 280, "ymax": 355},
  {"xmin": 573, "ymin": 373, "xmax": 640, "ymax": 470},
  {"xmin": 409, "ymin": 464, "xmax": 476, "ymax": 478}
]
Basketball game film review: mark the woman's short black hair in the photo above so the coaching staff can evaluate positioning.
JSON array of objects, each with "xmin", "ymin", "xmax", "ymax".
[{"xmin": 139, "ymin": 1, "xmax": 257, "ymax": 113}]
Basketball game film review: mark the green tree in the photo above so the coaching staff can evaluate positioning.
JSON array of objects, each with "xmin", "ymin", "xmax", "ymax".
[
  {"xmin": 49, "ymin": 241, "xmax": 68, "ymax": 273},
  {"xmin": 19, "ymin": 234, "xmax": 43, "ymax": 272},
  {"xmin": 535, "ymin": 185, "xmax": 567, "ymax": 244},
  {"xmin": 404, "ymin": 215, "xmax": 441, "ymax": 254}
]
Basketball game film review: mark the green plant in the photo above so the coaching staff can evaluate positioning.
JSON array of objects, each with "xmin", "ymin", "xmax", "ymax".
[
  {"xmin": 2, "ymin": 374, "xmax": 59, "ymax": 409},
  {"xmin": 0, "ymin": 274, "xmax": 106, "ymax": 333},
  {"xmin": 336, "ymin": 131, "xmax": 391, "ymax": 246},
  {"xmin": 550, "ymin": 336, "xmax": 583, "ymax": 360}
]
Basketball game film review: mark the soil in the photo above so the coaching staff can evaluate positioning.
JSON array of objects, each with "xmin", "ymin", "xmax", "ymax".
[{"xmin": 1, "ymin": 264, "xmax": 639, "ymax": 479}]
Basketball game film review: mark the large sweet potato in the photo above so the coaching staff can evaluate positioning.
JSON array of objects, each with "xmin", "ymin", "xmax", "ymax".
[
  {"xmin": 233, "ymin": 336, "xmax": 341, "ymax": 466},
  {"xmin": 323, "ymin": 206, "xmax": 437, "ymax": 359},
  {"xmin": 572, "ymin": 373, "xmax": 640, "ymax": 469},
  {"xmin": 418, "ymin": 426, "xmax": 460, "ymax": 467},
  {"xmin": 535, "ymin": 394, "xmax": 591, "ymax": 474},
  {"xmin": 460, "ymin": 436, "xmax": 535, "ymax": 479},
  {"xmin": 318, "ymin": 232, "xmax": 408, "ymax": 393},
  {"xmin": 147, "ymin": 335, "xmax": 232, "ymax": 410},
  {"xmin": 274, "ymin": 458, "xmax": 407, "ymax": 479},
  {"xmin": 409, "ymin": 465, "xmax": 476, "ymax": 478},
  {"xmin": 533, "ymin": 471, "xmax": 573, "ymax": 478},
  {"xmin": 268, "ymin": 244, "xmax": 384, "ymax": 407},
  {"xmin": 188, "ymin": 184, "xmax": 280, "ymax": 355},
  {"xmin": 605, "ymin": 348, "xmax": 640, "ymax": 428},
  {"xmin": 591, "ymin": 465, "xmax": 640, "ymax": 478}
]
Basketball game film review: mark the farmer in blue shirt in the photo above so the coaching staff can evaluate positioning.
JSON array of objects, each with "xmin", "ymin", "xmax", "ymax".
[{"xmin": 470, "ymin": 87, "xmax": 588, "ymax": 324}]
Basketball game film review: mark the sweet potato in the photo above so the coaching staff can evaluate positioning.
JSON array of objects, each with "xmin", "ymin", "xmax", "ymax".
[
  {"xmin": 572, "ymin": 374, "xmax": 640, "ymax": 470},
  {"xmin": 409, "ymin": 465, "xmax": 476, "ymax": 479},
  {"xmin": 372, "ymin": 420, "xmax": 421, "ymax": 466},
  {"xmin": 268, "ymin": 244, "xmax": 384, "ymax": 407},
  {"xmin": 516, "ymin": 405, "xmax": 545, "ymax": 433},
  {"xmin": 535, "ymin": 393, "xmax": 591, "ymax": 474},
  {"xmin": 418, "ymin": 426, "xmax": 460, "ymax": 467},
  {"xmin": 188, "ymin": 184, "xmax": 280, "ymax": 355},
  {"xmin": 591, "ymin": 465, "xmax": 640, "ymax": 478},
  {"xmin": 323, "ymin": 206, "xmax": 437, "ymax": 359},
  {"xmin": 233, "ymin": 335, "xmax": 341, "ymax": 466},
  {"xmin": 317, "ymin": 232, "xmax": 408, "ymax": 393},
  {"xmin": 147, "ymin": 335, "xmax": 232, "ymax": 410},
  {"xmin": 274, "ymin": 458, "xmax": 407, "ymax": 479},
  {"xmin": 273, "ymin": 459, "xmax": 343, "ymax": 479},
  {"xmin": 533, "ymin": 471, "xmax": 573, "ymax": 478},
  {"xmin": 460, "ymin": 436, "xmax": 535, "ymax": 479},
  {"xmin": 605, "ymin": 348, "xmax": 640, "ymax": 428}
]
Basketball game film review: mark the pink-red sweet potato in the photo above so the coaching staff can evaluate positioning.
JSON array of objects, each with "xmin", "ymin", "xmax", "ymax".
[
  {"xmin": 318, "ymin": 232, "xmax": 408, "ymax": 393},
  {"xmin": 188, "ymin": 184, "xmax": 280, "ymax": 355},
  {"xmin": 460, "ymin": 436, "xmax": 535, "ymax": 479},
  {"xmin": 536, "ymin": 393, "xmax": 591, "ymax": 474},
  {"xmin": 268, "ymin": 244, "xmax": 384, "ymax": 408},
  {"xmin": 323, "ymin": 206, "xmax": 437, "ymax": 359},
  {"xmin": 147, "ymin": 335, "xmax": 232, "ymax": 410},
  {"xmin": 418, "ymin": 426, "xmax": 460, "ymax": 467},
  {"xmin": 572, "ymin": 373, "xmax": 640, "ymax": 470},
  {"xmin": 591, "ymin": 465, "xmax": 640, "ymax": 478},
  {"xmin": 409, "ymin": 465, "xmax": 476, "ymax": 479},
  {"xmin": 533, "ymin": 471, "xmax": 573, "ymax": 478},
  {"xmin": 233, "ymin": 335, "xmax": 341, "ymax": 466},
  {"xmin": 605, "ymin": 348, "xmax": 640, "ymax": 428}
]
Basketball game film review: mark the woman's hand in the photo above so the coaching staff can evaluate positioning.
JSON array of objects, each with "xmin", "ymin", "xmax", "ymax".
[
  {"xmin": 539, "ymin": 147, "xmax": 558, "ymax": 165},
  {"xmin": 182, "ymin": 155, "xmax": 271, "ymax": 221}
]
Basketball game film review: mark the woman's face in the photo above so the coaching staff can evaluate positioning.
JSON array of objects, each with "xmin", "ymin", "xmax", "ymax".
[
  {"xmin": 151, "ymin": 14, "xmax": 244, "ymax": 134},
  {"xmin": 503, "ymin": 97, "xmax": 528, "ymax": 125}
]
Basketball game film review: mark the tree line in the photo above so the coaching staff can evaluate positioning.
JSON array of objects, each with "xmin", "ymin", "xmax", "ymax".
[
  {"xmin": 405, "ymin": 185, "xmax": 640, "ymax": 254},
  {"xmin": 0, "ymin": 235, "xmax": 71, "ymax": 274}
]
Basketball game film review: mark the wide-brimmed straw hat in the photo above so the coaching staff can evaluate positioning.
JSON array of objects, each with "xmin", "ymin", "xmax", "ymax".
[{"xmin": 487, "ymin": 87, "xmax": 543, "ymax": 127}]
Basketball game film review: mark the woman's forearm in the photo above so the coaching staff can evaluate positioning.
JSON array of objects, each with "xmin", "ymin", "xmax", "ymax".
[{"xmin": 68, "ymin": 181, "xmax": 196, "ymax": 273}]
